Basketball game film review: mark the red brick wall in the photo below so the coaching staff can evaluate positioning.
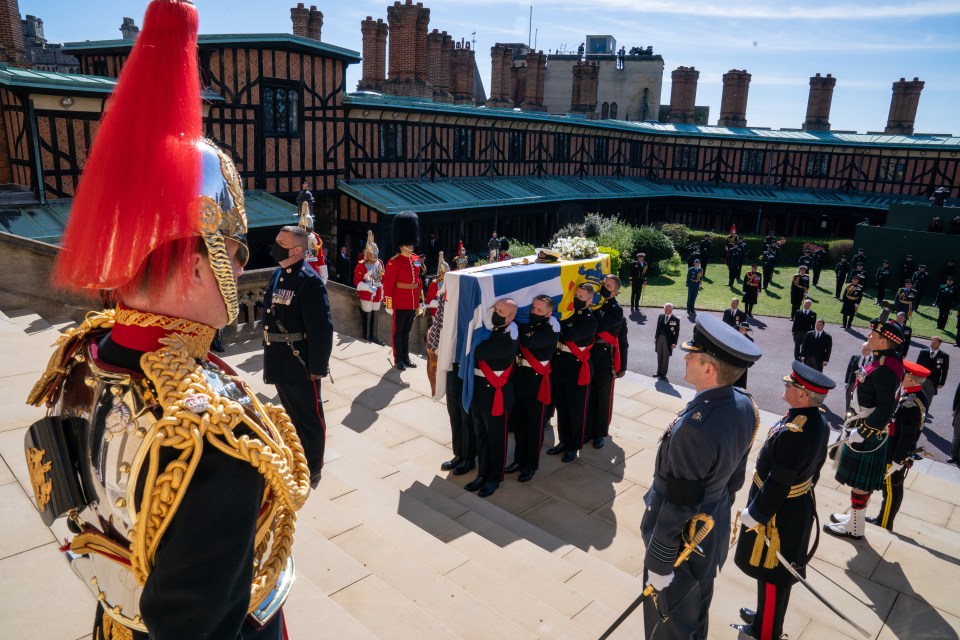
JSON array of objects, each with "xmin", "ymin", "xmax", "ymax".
[
  {"xmin": 885, "ymin": 77, "xmax": 924, "ymax": 135},
  {"xmin": 803, "ymin": 73, "xmax": 836, "ymax": 131},
  {"xmin": 718, "ymin": 69, "xmax": 751, "ymax": 128},
  {"xmin": 667, "ymin": 66, "xmax": 698, "ymax": 123},
  {"xmin": 0, "ymin": 0, "xmax": 28, "ymax": 67}
]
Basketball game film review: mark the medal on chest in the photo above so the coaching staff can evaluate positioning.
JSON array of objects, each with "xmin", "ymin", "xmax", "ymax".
[{"xmin": 272, "ymin": 288, "xmax": 294, "ymax": 306}]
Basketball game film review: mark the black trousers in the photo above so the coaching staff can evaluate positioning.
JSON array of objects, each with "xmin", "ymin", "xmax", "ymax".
[
  {"xmin": 631, "ymin": 282, "xmax": 644, "ymax": 309},
  {"xmin": 812, "ymin": 267, "xmax": 822, "ymax": 286},
  {"xmin": 749, "ymin": 580, "xmax": 792, "ymax": 640},
  {"xmin": 877, "ymin": 285, "xmax": 887, "ymax": 304},
  {"xmin": 551, "ymin": 352, "xmax": 591, "ymax": 453},
  {"xmin": 835, "ymin": 279, "xmax": 845, "ymax": 299},
  {"xmin": 842, "ymin": 312, "xmax": 855, "ymax": 328},
  {"xmin": 586, "ymin": 353, "xmax": 615, "ymax": 441},
  {"xmin": 446, "ymin": 366, "xmax": 477, "ymax": 462},
  {"xmin": 728, "ymin": 266, "xmax": 740, "ymax": 286},
  {"xmin": 275, "ymin": 376, "xmax": 326, "ymax": 481},
  {"xmin": 790, "ymin": 292, "xmax": 803, "ymax": 319},
  {"xmin": 937, "ymin": 305, "xmax": 952, "ymax": 329},
  {"xmin": 470, "ymin": 383, "xmax": 511, "ymax": 482},
  {"xmin": 876, "ymin": 464, "xmax": 906, "ymax": 531},
  {"xmin": 793, "ymin": 333, "xmax": 804, "ymax": 360},
  {"xmin": 391, "ymin": 309, "xmax": 414, "ymax": 363},
  {"xmin": 762, "ymin": 267, "xmax": 774, "ymax": 290},
  {"xmin": 511, "ymin": 367, "xmax": 548, "ymax": 470},
  {"xmin": 643, "ymin": 564, "xmax": 715, "ymax": 640}
]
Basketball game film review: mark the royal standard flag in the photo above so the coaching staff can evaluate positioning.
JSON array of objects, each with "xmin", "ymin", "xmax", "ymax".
[{"xmin": 435, "ymin": 253, "xmax": 610, "ymax": 410}]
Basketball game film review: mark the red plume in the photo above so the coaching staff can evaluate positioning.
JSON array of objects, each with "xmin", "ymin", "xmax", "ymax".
[
  {"xmin": 730, "ymin": 224, "xmax": 737, "ymax": 236},
  {"xmin": 53, "ymin": 0, "xmax": 202, "ymax": 296}
]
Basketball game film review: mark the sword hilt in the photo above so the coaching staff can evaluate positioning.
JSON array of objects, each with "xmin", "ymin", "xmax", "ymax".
[{"xmin": 675, "ymin": 513, "xmax": 714, "ymax": 566}]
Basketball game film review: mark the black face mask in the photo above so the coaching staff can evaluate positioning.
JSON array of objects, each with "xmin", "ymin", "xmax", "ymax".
[
  {"xmin": 491, "ymin": 311, "xmax": 507, "ymax": 328},
  {"xmin": 573, "ymin": 297, "xmax": 588, "ymax": 311},
  {"xmin": 529, "ymin": 313, "xmax": 547, "ymax": 325},
  {"xmin": 271, "ymin": 242, "xmax": 291, "ymax": 263},
  {"xmin": 600, "ymin": 287, "xmax": 615, "ymax": 300}
]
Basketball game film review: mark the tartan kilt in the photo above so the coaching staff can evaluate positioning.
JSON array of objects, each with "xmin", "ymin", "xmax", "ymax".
[{"xmin": 836, "ymin": 436, "xmax": 888, "ymax": 491}]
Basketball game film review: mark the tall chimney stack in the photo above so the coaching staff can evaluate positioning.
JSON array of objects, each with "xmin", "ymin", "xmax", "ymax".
[
  {"xmin": 718, "ymin": 69, "xmax": 751, "ymax": 127},
  {"xmin": 384, "ymin": 0, "xmax": 432, "ymax": 97},
  {"xmin": 427, "ymin": 29, "xmax": 453, "ymax": 102},
  {"xmin": 667, "ymin": 66, "xmax": 699, "ymax": 124},
  {"xmin": 290, "ymin": 3, "xmax": 309, "ymax": 38},
  {"xmin": 307, "ymin": 5, "xmax": 323, "ymax": 41},
  {"xmin": 884, "ymin": 77, "xmax": 924, "ymax": 135},
  {"xmin": 570, "ymin": 61, "xmax": 599, "ymax": 118},
  {"xmin": 0, "ymin": 0, "xmax": 28, "ymax": 67},
  {"xmin": 487, "ymin": 44, "xmax": 513, "ymax": 107},
  {"xmin": 119, "ymin": 17, "xmax": 140, "ymax": 41},
  {"xmin": 803, "ymin": 73, "xmax": 836, "ymax": 131},
  {"xmin": 449, "ymin": 41, "xmax": 475, "ymax": 105},
  {"xmin": 359, "ymin": 17, "xmax": 388, "ymax": 91},
  {"xmin": 521, "ymin": 51, "xmax": 547, "ymax": 112}
]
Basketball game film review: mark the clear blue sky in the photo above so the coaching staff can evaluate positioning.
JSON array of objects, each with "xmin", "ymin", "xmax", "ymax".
[{"xmin": 28, "ymin": 0, "xmax": 960, "ymax": 135}]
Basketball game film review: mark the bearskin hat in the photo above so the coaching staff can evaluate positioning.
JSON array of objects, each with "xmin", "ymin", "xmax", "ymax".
[{"xmin": 393, "ymin": 211, "xmax": 419, "ymax": 249}]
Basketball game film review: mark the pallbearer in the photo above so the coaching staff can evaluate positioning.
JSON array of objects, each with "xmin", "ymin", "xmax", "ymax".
[
  {"xmin": 586, "ymin": 275, "xmax": 624, "ymax": 449},
  {"xmin": 733, "ymin": 362, "xmax": 836, "ymax": 640}
]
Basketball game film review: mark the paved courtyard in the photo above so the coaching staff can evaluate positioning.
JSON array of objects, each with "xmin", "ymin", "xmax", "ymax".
[{"xmin": 1, "ymin": 306, "xmax": 959, "ymax": 639}]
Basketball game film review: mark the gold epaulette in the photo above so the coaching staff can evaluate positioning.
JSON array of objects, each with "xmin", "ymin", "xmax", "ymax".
[{"xmin": 785, "ymin": 415, "xmax": 806, "ymax": 432}]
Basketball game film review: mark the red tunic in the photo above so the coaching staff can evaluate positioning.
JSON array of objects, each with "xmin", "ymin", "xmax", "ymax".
[
  {"xmin": 383, "ymin": 253, "xmax": 423, "ymax": 310},
  {"xmin": 353, "ymin": 259, "xmax": 385, "ymax": 302},
  {"xmin": 425, "ymin": 280, "xmax": 439, "ymax": 317}
]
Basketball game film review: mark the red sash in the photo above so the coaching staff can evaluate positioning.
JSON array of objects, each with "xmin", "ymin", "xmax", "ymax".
[
  {"xmin": 564, "ymin": 340, "xmax": 593, "ymax": 386},
  {"xmin": 518, "ymin": 343, "xmax": 552, "ymax": 404},
  {"xmin": 597, "ymin": 331, "xmax": 621, "ymax": 372},
  {"xmin": 477, "ymin": 361, "xmax": 514, "ymax": 416}
]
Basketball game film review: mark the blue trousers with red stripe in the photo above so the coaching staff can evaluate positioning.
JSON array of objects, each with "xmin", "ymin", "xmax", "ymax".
[
  {"xmin": 750, "ymin": 580, "xmax": 792, "ymax": 640},
  {"xmin": 276, "ymin": 376, "xmax": 327, "ymax": 483}
]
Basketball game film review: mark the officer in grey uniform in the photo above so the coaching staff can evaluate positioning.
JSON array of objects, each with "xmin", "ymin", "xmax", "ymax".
[{"xmin": 640, "ymin": 314, "xmax": 762, "ymax": 640}]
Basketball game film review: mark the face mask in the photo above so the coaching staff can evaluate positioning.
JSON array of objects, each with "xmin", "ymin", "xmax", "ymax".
[
  {"xmin": 573, "ymin": 297, "xmax": 588, "ymax": 311},
  {"xmin": 600, "ymin": 287, "xmax": 615, "ymax": 300},
  {"xmin": 529, "ymin": 313, "xmax": 547, "ymax": 325},
  {"xmin": 271, "ymin": 242, "xmax": 291, "ymax": 263},
  {"xmin": 491, "ymin": 311, "xmax": 507, "ymax": 327}
]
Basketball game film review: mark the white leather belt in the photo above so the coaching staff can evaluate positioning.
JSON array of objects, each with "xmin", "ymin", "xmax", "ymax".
[
  {"xmin": 475, "ymin": 368, "xmax": 507, "ymax": 377},
  {"xmin": 518, "ymin": 358, "xmax": 550, "ymax": 368}
]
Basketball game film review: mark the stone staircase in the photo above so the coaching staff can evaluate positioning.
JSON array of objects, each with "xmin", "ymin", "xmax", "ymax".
[{"xmin": 2, "ymin": 307, "xmax": 960, "ymax": 640}]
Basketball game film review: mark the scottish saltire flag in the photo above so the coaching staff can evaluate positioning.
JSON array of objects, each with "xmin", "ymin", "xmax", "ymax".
[{"xmin": 435, "ymin": 253, "xmax": 610, "ymax": 410}]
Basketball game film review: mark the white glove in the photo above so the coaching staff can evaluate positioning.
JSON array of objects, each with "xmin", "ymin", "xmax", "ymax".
[
  {"xmin": 386, "ymin": 308, "xmax": 394, "ymax": 316},
  {"xmin": 646, "ymin": 570, "xmax": 674, "ymax": 592},
  {"xmin": 847, "ymin": 428, "xmax": 865, "ymax": 445},
  {"xmin": 888, "ymin": 461, "xmax": 904, "ymax": 474},
  {"xmin": 739, "ymin": 508, "xmax": 759, "ymax": 530}
]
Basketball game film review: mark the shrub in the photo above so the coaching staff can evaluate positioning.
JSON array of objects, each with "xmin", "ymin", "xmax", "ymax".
[
  {"xmin": 550, "ymin": 222, "xmax": 586, "ymax": 245},
  {"xmin": 634, "ymin": 226, "xmax": 674, "ymax": 275},
  {"xmin": 504, "ymin": 238, "xmax": 536, "ymax": 258},
  {"xmin": 597, "ymin": 245, "xmax": 622, "ymax": 276},
  {"xmin": 829, "ymin": 239, "xmax": 853, "ymax": 262},
  {"xmin": 659, "ymin": 252, "xmax": 684, "ymax": 277},
  {"xmin": 596, "ymin": 219, "xmax": 640, "ymax": 261},
  {"xmin": 659, "ymin": 223, "xmax": 691, "ymax": 251}
]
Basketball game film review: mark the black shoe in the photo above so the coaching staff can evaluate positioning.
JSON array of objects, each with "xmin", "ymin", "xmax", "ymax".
[
  {"xmin": 441, "ymin": 457, "xmax": 462, "ymax": 471},
  {"xmin": 561, "ymin": 451, "xmax": 577, "ymax": 463},
  {"xmin": 739, "ymin": 608, "xmax": 756, "ymax": 625},
  {"xmin": 478, "ymin": 481, "xmax": 499, "ymax": 498},
  {"xmin": 452, "ymin": 460, "xmax": 476, "ymax": 475},
  {"xmin": 593, "ymin": 437, "xmax": 605, "ymax": 449},
  {"xmin": 212, "ymin": 344, "xmax": 226, "ymax": 353},
  {"xmin": 948, "ymin": 458, "xmax": 958, "ymax": 464},
  {"xmin": 370, "ymin": 336, "xmax": 384, "ymax": 346},
  {"xmin": 911, "ymin": 453, "xmax": 923, "ymax": 460},
  {"xmin": 402, "ymin": 359, "xmax": 417, "ymax": 368},
  {"xmin": 464, "ymin": 476, "xmax": 486, "ymax": 492},
  {"xmin": 504, "ymin": 462, "xmax": 521, "ymax": 474},
  {"xmin": 823, "ymin": 524, "xmax": 862, "ymax": 540},
  {"xmin": 730, "ymin": 623, "xmax": 757, "ymax": 638},
  {"xmin": 865, "ymin": 516, "xmax": 879, "ymax": 525},
  {"xmin": 395, "ymin": 360, "xmax": 406, "ymax": 371},
  {"xmin": 518, "ymin": 469, "xmax": 535, "ymax": 483},
  {"xmin": 546, "ymin": 444, "xmax": 565, "ymax": 455}
]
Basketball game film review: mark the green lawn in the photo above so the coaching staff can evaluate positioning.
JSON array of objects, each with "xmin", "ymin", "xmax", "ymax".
[{"xmin": 620, "ymin": 264, "xmax": 957, "ymax": 342}]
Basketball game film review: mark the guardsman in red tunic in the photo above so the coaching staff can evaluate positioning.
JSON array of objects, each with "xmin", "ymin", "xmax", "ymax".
[
  {"xmin": 354, "ymin": 230, "xmax": 385, "ymax": 344},
  {"xmin": 425, "ymin": 251, "xmax": 447, "ymax": 320},
  {"xmin": 382, "ymin": 211, "xmax": 424, "ymax": 370}
]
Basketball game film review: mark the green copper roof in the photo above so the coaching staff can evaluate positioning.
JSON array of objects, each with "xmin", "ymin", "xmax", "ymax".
[
  {"xmin": 63, "ymin": 34, "xmax": 361, "ymax": 64},
  {"xmin": 0, "ymin": 190, "xmax": 294, "ymax": 244},
  {"xmin": 338, "ymin": 176, "xmax": 924, "ymax": 215},
  {"xmin": 0, "ymin": 63, "xmax": 222, "ymax": 100},
  {"xmin": 346, "ymin": 94, "xmax": 960, "ymax": 150}
]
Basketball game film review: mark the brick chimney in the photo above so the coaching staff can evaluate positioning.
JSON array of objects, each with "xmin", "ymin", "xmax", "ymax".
[
  {"xmin": 521, "ymin": 51, "xmax": 547, "ymax": 112},
  {"xmin": 718, "ymin": 69, "xmax": 751, "ymax": 127},
  {"xmin": 667, "ymin": 66, "xmax": 698, "ymax": 124},
  {"xmin": 0, "ymin": 0, "xmax": 28, "ymax": 67},
  {"xmin": 427, "ymin": 29, "xmax": 453, "ymax": 102},
  {"xmin": 884, "ymin": 77, "xmax": 924, "ymax": 135},
  {"xmin": 119, "ymin": 17, "xmax": 139, "ymax": 41},
  {"xmin": 384, "ymin": 0, "xmax": 432, "ymax": 97},
  {"xmin": 802, "ymin": 73, "xmax": 836, "ymax": 131},
  {"xmin": 307, "ymin": 5, "xmax": 323, "ymax": 41},
  {"xmin": 449, "ymin": 41, "xmax": 475, "ymax": 105},
  {"xmin": 570, "ymin": 61, "xmax": 598, "ymax": 117},
  {"xmin": 291, "ymin": 3, "xmax": 309, "ymax": 38},
  {"xmin": 486, "ymin": 44, "xmax": 513, "ymax": 107},
  {"xmin": 359, "ymin": 17, "xmax": 388, "ymax": 91}
]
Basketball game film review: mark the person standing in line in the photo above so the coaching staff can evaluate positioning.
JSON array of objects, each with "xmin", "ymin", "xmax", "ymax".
[
  {"xmin": 654, "ymin": 303, "xmax": 681, "ymax": 380},
  {"xmin": 440, "ymin": 358, "xmax": 478, "ymax": 476},
  {"xmin": 789, "ymin": 265, "xmax": 810, "ymax": 319},
  {"xmin": 791, "ymin": 299, "xmax": 816, "ymax": 361},
  {"xmin": 800, "ymin": 319, "xmax": 832, "ymax": 372},
  {"xmin": 844, "ymin": 342, "xmax": 872, "ymax": 415},
  {"xmin": 354, "ymin": 231, "xmax": 385, "ymax": 345},
  {"xmin": 895, "ymin": 280, "xmax": 919, "ymax": 320},
  {"xmin": 727, "ymin": 242, "xmax": 744, "ymax": 287},
  {"xmin": 834, "ymin": 254, "xmax": 851, "ymax": 299},
  {"xmin": 811, "ymin": 246, "xmax": 828, "ymax": 286},
  {"xmin": 506, "ymin": 295, "xmax": 560, "ymax": 483},
  {"xmin": 454, "ymin": 241, "xmax": 469, "ymax": 270},
  {"xmin": 852, "ymin": 246, "xmax": 867, "ymax": 270},
  {"xmin": 587, "ymin": 275, "xmax": 624, "ymax": 449},
  {"xmin": 900, "ymin": 255, "xmax": 916, "ymax": 286},
  {"xmin": 742, "ymin": 264, "xmax": 762, "ymax": 317},
  {"xmin": 548, "ymin": 284, "xmax": 598, "ymax": 463},
  {"xmin": 264, "ymin": 225, "xmax": 334, "ymax": 487},
  {"xmin": 892, "ymin": 311, "xmax": 913, "ymax": 359},
  {"xmin": 640, "ymin": 314, "xmax": 762, "ymax": 640},
  {"xmin": 874, "ymin": 258, "xmax": 892, "ymax": 306},
  {"xmin": 722, "ymin": 297, "xmax": 746, "ymax": 327},
  {"xmin": 699, "ymin": 236, "xmax": 713, "ymax": 276},
  {"xmin": 686, "ymin": 258, "xmax": 703, "ymax": 315},
  {"xmin": 488, "ymin": 231, "xmax": 500, "ymax": 262},
  {"xmin": 336, "ymin": 245, "xmax": 352, "ymax": 285},
  {"xmin": 917, "ymin": 337, "xmax": 949, "ymax": 414},
  {"xmin": 383, "ymin": 211, "xmax": 425, "ymax": 371},
  {"xmin": 840, "ymin": 273, "xmax": 863, "ymax": 329},
  {"xmin": 296, "ymin": 181, "xmax": 314, "ymax": 220},
  {"xmin": 732, "ymin": 362, "xmax": 835, "ymax": 640},
  {"xmin": 465, "ymin": 298, "xmax": 519, "ymax": 498},
  {"xmin": 868, "ymin": 361, "xmax": 929, "ymax": 532},
  {"xmin": 911, "ymin": 264, "xmax": 931, "ymax": 306},
  {"xmin": 630, "ymin": 252, "xmax": 648, "ymax": 311},
  {"xmin": 934, "ymin": 276, "xmax": 957, "ymax": 330},
  {"xmin": 733, "ymin": 323, "xmax": 754, "ymax": 388},
  {"xmin": 761, "ymin": 246, "xmax": 777, "ymax": 292},
  {"xmin": 797, "ymin": 248, "xmax": 813, "ymax": 271}
]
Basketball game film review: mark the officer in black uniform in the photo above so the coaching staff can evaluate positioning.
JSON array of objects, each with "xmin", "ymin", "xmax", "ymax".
[
  {"xmin": 834, "ymin": 255, "xmax": 851, "ymax": 299},
  {"xmin": 797, "ymin": 248, "xmax": 813, "ymax": 270},
  {"xmin": 733, "ymin": 362, "xmax": 836, "ymax": 640},
  {"xmin": 789, "ymin": 266, "xmax": 810, "ymax": 320},
  {"xmin": 507, "ymin": 295, "xmax": 560, "ymax": 483},
  {"xmin": 852, "ymin": 247, "xmax": 867, "ymax": 269},
  {"xmin": 811, "ymin": 247, "xmax": 828, "ymax": 286},
  {"xmin": 935, "ymin": 276, "xmax": 958, "ymax": 330},
  {"xmin": 875, "ymin": 259, "xmax": 892, "ymax": 305},
  {"xmin": 900, "ymin": 255, "xmax": 916, "ymax": 285},
  {"xmin": 443, "ymin": 362, "xmax": 478, "ymax": 476},
  {"xmin": 641, "ymin": 314, "xmax": 762, "ymax": 640},
  {"xmin": 840, "ymin": 274, "xmax": 863, "ymax": 329},
  {"xmin": 895, "ymin": 280, "xmax": 919, "ymax": 319},
  {"xmin": 728, "ymin": 242, "xmax": 744, "ymax": 286},
  {"xmin": 548, "ymin": 284, "xmax": 598, "ymax": 463},
  {"xmin": 587, "ymin": 275, "xmax": 624, "ymax": 449},
  {"xmin": 912, "ymin": 264, "xmax": 931, "ymax": 306},
  {"xmin": 465, "ymin": 298, "xmax": 519, "ymax": 498},
  {"xmin": 868, "ymin": 360, "xmax": 929, "ymax": 532},
  {"xmin": 762, "ymin": 247, "xmax": 777, "ymax": 292},
  {"xmin": 699, "ymin": 236, "xmax": 713, "ymax": 276},
  {"xmin": 630, "ymin": 252, "xmax": 648, "ymax": 310},
  {"xmin": 264, "ymin": 225, "xmax": 334, "ymax": 487}
]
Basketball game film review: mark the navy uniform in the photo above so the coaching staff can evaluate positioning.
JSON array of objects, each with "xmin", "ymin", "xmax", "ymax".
[
  {"xmin": 834, "ymin": 256, "xmax": 851, "ymax": 299},
  {"xmin": 686, "ymin": 261, "xmax": 703, "ymax": 313},
  {"xmin": 852, "ymin": 248, "xmax": 867, "ymax": 269},
  {"xmin": 875, "ymin": 261, "xmax": 892, "ymax": 305},
  {"xmin": 508, "ymin": 314, "xmax": 561, "ymax": 481},
  {"xmin": 444, "ymin": 362, "xmax": 478, "ymax": 476},
  {"xmin": 789, "ymin": 268, "xmax": 810, "ymax": 319},
  {"xmin": 733, "ymin": 363, "xmax": 836, "ymax": 640},
  {"xmin": 630, "ymin": 254, "xmax": 649, "ymax": 310},
  {"xmin": 894, "ymin": 283, "xmax": 919, "ymax": 318},
  {"xmin": 742, "ymin": 267, "xmax": 762, "ymax": 316},
  {"xmin": 797, "ymin": 251, "xmax": 813, "ymax": 270},
  {"xmin": 840, "ymin": 276, "xmax": 863, "ymax": 329},
  {"xmin": 641, "ymin": 315, "xmax": 762, "ymax": 640},
  {"xmin": 466, "ymin": 319, "xmax": 519, "ymax": 498},
  {"xmin": 587, "ymin": 289, "xmax": 624, "ymax": 447},
  {"xmin": 699, "ymin": 237, "xmax": 713, "ymax": 276},
  {"xmin": 762, "ymin": 249, "xmax": 777, "ymax": 291},
  {"xmin": 811, "ymin": 247, "xmax": 828, "ymax": 286},
  {"xmin": 264, "ymin": 255, "xmax": 334, "ymax": 485},
  {"xmin": 728, "ymin": 243, "xmax": 744, "ymax": 286},
  {"xmin": 548, "ymin": 298, "xmax": 597, "ymax": 462},
  {"xmin": 791, "ymin": 305, "xmax": 816, "ymax": 360},
  {"xmin": 900, "ymin": 257, "xmax": 916, "ymax": 284},
  {"xmin": 934, "ymin": 277, "xmax": 957, "ymax": 329},
  {"xmin": 870, "ymin": 361, "xmax": 928, "ymax": 531},
  {"xmin": 826, "ymin": 319, "xmax": 905, "ymax": 540},
  {"xmin": 911, "ymin": 266, "xmax": 930, "ymax": 304}
]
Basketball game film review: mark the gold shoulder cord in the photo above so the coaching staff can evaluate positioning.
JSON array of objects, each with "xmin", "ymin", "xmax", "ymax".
[{"xmin": 133, "ymin": 334, "xmax": 311, "ymax": 610}]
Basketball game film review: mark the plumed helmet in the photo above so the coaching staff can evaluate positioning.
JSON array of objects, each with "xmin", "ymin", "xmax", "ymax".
[
  {"xmin": 436, "ymin": 251, "xmax": 449, "ymax": 280},
  {"xmin": 298, "ymin": 211, "xmax": 314, "ymax": 231},
  {"xmin": 393, "ymin": 210, "xmax": 419, "ymax": 249},
  {"xmin": 364, "ymin": 229, "xmax": 379, "ymax": 260}
]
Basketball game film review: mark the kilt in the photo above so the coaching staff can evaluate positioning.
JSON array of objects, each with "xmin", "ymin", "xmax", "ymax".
[{"xmin": 836, "ymin": 435, "xmax": 888, "ymax": 491}]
